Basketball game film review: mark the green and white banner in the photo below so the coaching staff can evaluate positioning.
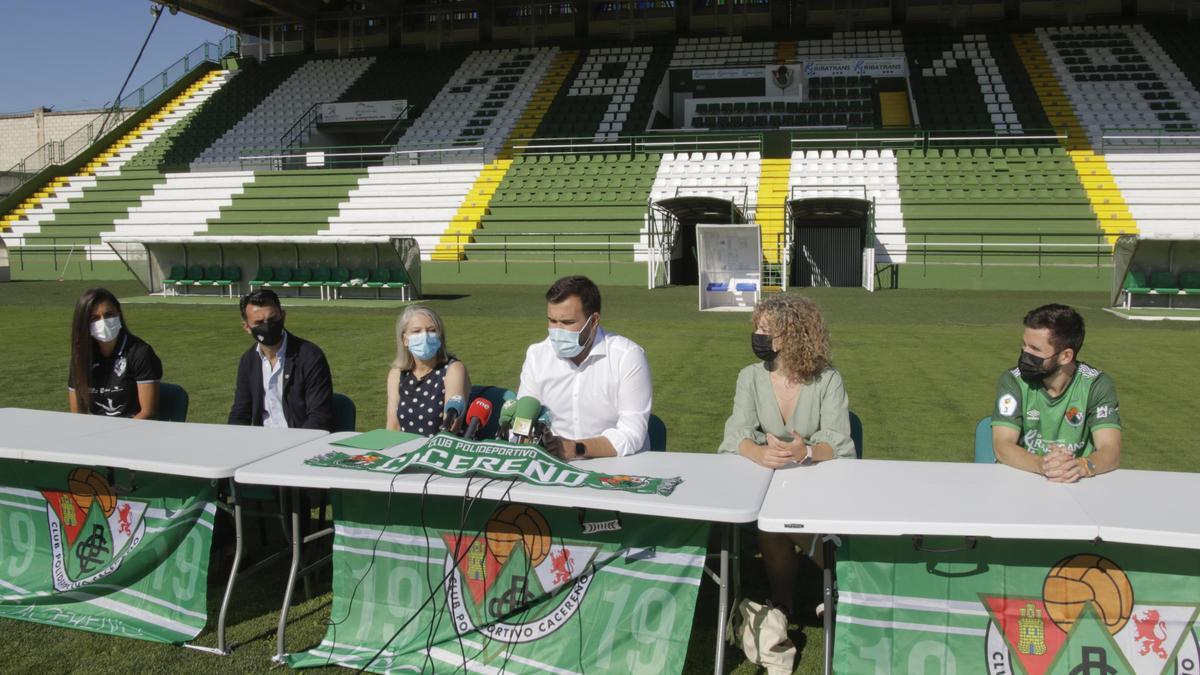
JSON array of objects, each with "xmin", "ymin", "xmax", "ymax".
[
  {"xmin": 0, "ymin": 459, "xmax": 217, "ymax": 643},
  {"xmin": 834, "ymin": 536, "xmax": 1200, "ymax": 675},
  {"xmin": 307, "ymin": 432, "xmax": 683, "ymax": 497},
  {"xmin": 288, "ymin": 492, "xmax": 707, "ymax": 673}
]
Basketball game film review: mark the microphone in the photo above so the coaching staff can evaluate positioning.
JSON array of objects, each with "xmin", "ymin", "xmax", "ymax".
[
  {"xmin": 462, "ymin": 397, "xmax": 494, "ymax": 440},
  {"xmin": 509, "ymin": 396, "xmax": 542, "ymax": 443},
  {"xmin": 534, "ymin": 406, "xmax": 553, "ymax": 438},
  {"xmin": 440, "ymin": 395, "xmax": 465, "ymax": 433},
  {"xmin": 495, "ymin": 397, "xmax": 518, "ymax": 440}
]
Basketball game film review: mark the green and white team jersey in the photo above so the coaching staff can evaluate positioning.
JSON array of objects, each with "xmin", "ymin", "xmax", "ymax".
[{"xmin": 992, "ymin": 361, "xmax": 1121, "ymax": 457}]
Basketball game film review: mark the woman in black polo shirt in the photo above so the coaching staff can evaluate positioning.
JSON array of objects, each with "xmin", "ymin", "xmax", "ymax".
[{"xmin": 68, "ymin": 288, "xmax": 162, "ymax": 418}]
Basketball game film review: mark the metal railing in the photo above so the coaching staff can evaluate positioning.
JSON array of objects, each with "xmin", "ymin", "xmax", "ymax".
[
  {"xmin": 904, "ymin": 232, "xmax": 1114, "ymax": 273},
  {"xmin": 238, "ymin": 144, "xmax": 486, "ymax": 171},
  {"xmin": 511, "ymin": 133, "xmax": 763, "ymax": 157},
  {"xmin": 442, "ymin": 231, "xmax": 641, "ymax": 274},
  {"xmin": 790, "ymin": 128, "xmax": 1066, "ymax": 152},
  {"xmin": 4, "ymin": 36, "xmax": 239, "ymax": 182},
  {"xmin": 280, "ymin": 102, "xmax": 324, "ymax": 150},
  {"xmin": 1098, "ymin": 128, "xmax": 1200, "ymax": 153}
]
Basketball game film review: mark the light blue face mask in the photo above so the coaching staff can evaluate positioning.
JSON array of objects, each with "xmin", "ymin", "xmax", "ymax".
[
  {"xmin": 406, "ymin": 331, "xmax": 442, "ymax": 361},
  {"xmin": 548, "ymin": 315, "xmax": 594, "ymax": 360}
]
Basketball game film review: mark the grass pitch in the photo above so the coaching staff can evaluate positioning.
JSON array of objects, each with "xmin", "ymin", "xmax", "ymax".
[{"xmin": 0, "ymin": 280, "xmax": 1195, "ymax": 673}]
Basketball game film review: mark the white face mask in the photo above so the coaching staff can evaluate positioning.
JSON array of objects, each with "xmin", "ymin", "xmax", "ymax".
[
  {"xmin": 90, "ymin": 316, "xmax": 122, "ymax": 343},
  {"xmin": 548, "ymin": 315, "xmax": 594, "ymax": 360}
]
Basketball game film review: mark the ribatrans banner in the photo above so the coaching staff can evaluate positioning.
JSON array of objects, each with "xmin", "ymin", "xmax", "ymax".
[
  {"xmin": 803, "ymin": 57, "xmax": 907, "ymax": 78},
  {"xmin": 306, "ymin": 433, "xmax": 683, "ymax": 496},
  {"xmin": 287, "ymin": 492, "xmax": 708, "ymax": 673},
  {"xmin": 0, "ymin": 460, "xmax": 217, "ymax": 643},
  {"xmin": 834, "ymin": 536, "xmax": 1200, "ymax": 675},
  {"xmin": 320, "ymin": 99, "xmax": 408, "ymax": 123}
]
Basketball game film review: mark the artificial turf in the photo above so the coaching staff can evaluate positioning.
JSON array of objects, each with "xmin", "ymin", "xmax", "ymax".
[{"xmin": 0, "ymin": 280, "xmax": 1194, "ymax": 673}]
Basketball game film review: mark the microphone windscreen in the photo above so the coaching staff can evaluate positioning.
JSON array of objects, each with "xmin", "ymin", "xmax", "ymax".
[
  {"xmin": 497, "ymin": 398, "xmax": 518, "ymax": 425},
  {"xmin": 445, "ymin": 395, "xmax": 465, "ymax": 417},
  {"xmin": 465, "ymin": 397, "xmax": 493, "ymax": 427},
  {"xmin": 511, "ymin": 396, "xmax": 541, "ymax": 437}
]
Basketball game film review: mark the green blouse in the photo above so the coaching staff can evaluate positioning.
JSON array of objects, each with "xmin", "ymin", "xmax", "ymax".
[{"xmin": 718, "ymin": 363, "xmax": 856, "ymax": 459}]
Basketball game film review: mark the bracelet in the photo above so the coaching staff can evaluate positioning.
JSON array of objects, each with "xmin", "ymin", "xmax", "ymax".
[{"xmin": 1077, "ymin": 457, "xmax": 1096, "ymax": 478}]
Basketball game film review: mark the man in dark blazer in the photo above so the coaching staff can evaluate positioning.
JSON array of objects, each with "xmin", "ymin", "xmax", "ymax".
[{"xmin": 228, "ymin": 289, "xmax": 334, "ymax": 431}]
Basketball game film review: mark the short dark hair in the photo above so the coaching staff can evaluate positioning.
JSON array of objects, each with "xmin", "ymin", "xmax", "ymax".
[
  {"xmin": 240, "ymin": 289, "xmax": 282, "ymax": 320},
  {"xmin": 546, "ymin": 276, "xmax": 601, "ymax": 316},
  {"xmin": 1024, "ymin": 304, "xmax": 1085, "ymax": 356}
]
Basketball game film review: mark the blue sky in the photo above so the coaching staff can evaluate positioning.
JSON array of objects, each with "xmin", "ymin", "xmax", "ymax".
[{"xmin": 0, "ymin": 1, "xmax": 230, "ymax": 113}]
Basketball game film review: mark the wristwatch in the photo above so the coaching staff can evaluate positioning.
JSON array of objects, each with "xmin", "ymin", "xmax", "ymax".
[
  {"xmin": 574, "ymin": 441, "xmax": 586, "ymax": 458},
  {"xmin": 1078, "ymin": 457, "xmax": 1096, "ymax": 477},
  {"xmin": 799, "ymin": 444, "xmax": 814, "ymax": 466}
]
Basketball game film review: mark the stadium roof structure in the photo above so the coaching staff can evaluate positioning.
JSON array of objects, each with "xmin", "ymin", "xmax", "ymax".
[{"xmin": 163, "ymin": 1, "xmax": 576, "ymax": 32}]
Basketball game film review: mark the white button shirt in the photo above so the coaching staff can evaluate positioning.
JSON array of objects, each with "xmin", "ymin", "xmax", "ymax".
[
  {"xmin": 518, "ymin": 327, "xmax": 652, "ymax": 456},
  {"xmin": 258, "ymin": 332, "xmax": 288, "ymax": 429}
]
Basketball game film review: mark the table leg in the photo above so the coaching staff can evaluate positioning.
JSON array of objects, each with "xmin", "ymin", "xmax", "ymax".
[
  {"xmin": 216, "ymin": 479, "xmax": 244, "ymax": 655},
  {"xmin": 713, "ymin": 523, "xmax": 730, "ymax": 675},
  {"xmin": 275, "ymin": 488, "xmax": 303, "ymax": 663},
  {"xmin": 822, "ymin": 537, "xmax": 836, "ymax": 675}
]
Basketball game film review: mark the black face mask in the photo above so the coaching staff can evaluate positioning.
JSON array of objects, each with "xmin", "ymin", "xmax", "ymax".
[
  {"xmin": 1017, "ymin": 349, "xmax": 1060, "ymax": 381},
  {"xmin": 752, "ymin": 333, "xmax": 778, "ymax": 362},
  {"xmin": 251, "ymin": 318, "xmax": 285, "ymax": 347}
]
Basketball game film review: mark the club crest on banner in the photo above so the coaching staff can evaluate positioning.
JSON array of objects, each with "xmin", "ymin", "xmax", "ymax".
[
  {"xmin": 983, "ymin": 554, "xmax": 1200, "ymax": 675},
  {"xmin": 442, "ymin": 503, "xmax": 599, "ymax": 645},
  {"xmin": 39, "ymin": 468, "xmax": 148, "ymax": 592}
]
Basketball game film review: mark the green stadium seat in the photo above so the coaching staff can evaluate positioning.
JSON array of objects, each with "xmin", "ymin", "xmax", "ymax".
[
  {"xmin": 1180, "ymin": 271, "xmax": 1200, "ymax": 294},
  {"xmin": 307, "ymin": 266, "xmax": 331, "ymax": 300},
  {"xmin": 267, "ymin": 267, "xmax": 293, "ymax": 288},
  {"xmin": 284, "ymin": 267, "xmax": 311, "ymax": 289},
  {"xmin": 324, "ymin": 266, "xmax": 351, "ymax": 300},
  {"xmin": 249, "ymin": 266, "xmax": 274, "ymax": 291},
  {"xmin": 384, "ymin": 267, "xmax": 409, "ymax": 288},
  {"xmin": 218, "ymin": 266, "xmax": 241, "ymax": 297},
  {"xmin": 163, "ymin": 264, "xmax": 187, "ymax": 295},
  {"xmin": 180, "ymin": 265, "xmax": 203, "ymax": 287},
  {"xmin": 363, "ymin": 268, "xmax": 389, "ymax": 289},
  {"xmin": 1150, "ymin": 270, "xmax": 1179, "ymax": 293},
  {"xmin": 195, "ymin": 264, "xmax": 223, "ymax": 287}
]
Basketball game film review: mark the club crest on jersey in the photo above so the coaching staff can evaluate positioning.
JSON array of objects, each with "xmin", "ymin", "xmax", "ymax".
[
  {"xmin": 442, "ymin": 503, "xmax": 598, "ymax": 645},
  {"xmin": 39, "ymin": 468, "xmax": 148, "ymax": 592},
  {"xmin": 1065, "ymin": 406, "xmax": 1085, "ymax": 427},
  {"xmin": 982, "ymin": 554, "xmax": 1200, "ymax": 675},
  {"xmin": 999, "ymin": 394, "xmax": 1018, "ymax": 417},
  {"xmin": 113, "ymin": 355, "xmax": 127, "ymax": 378}
]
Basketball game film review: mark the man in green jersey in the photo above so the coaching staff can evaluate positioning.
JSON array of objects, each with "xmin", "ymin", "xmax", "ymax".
[{"xmin": 992, "ymin": 304, "xmax": 1121, "ymax": 482}]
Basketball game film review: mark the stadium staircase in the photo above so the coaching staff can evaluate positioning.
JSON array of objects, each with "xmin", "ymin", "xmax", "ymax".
[
  {"xmin": 1, "ymin": 69, "xmax": 234, "ymax": 255},
  {"xmin": 755, "ymin": 158, "xmax": 792, "ymax": 286},
  {"xmin": 1016, "ymin": 32, "xmax": 1137, "ymax": 244}
]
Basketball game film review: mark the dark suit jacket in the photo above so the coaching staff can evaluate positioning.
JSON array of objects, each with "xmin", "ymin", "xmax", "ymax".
[{"xmin": 228, "ymin": 332, "xmax": 334, "ymax": 431}]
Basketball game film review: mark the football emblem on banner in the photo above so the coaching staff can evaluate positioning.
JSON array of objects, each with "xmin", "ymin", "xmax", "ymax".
[
  {"xmin": 443, "ymin": 503, "xmax": 599, "ymax": 646},
  {"xmin": 39, "ymin": 468, "xmax": 148, "ymax": 592},
  {"xmin": 983, "ymin": 554, "xmax": 1200, "ymax": 675}
]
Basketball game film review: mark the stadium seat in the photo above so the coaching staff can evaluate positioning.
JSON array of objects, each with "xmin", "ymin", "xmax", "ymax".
[
  {"xmin": 648, "ymin": 414, "xmax": 667, "ymax": 452},
  {"xmin": 249, "ymin": 266, "xmax": 274, "ymax": 291},
  {"xmin": 308, "ymin": 266, "xmax": 332, "ymax": 300},
  {"xmin": 268, "ymin": 267, "xmax": 294, "ymax": 288},
  {"xmin": 363, "ymin": 268, "xmax": 389, "ymax": 289},
  {"xmin": 849, "ymin": 411, "xmax": 864, "ymax": 459},
  {"xmin": 155, "ymin": 382, "xmax": 189, "ymax": 423},
  {"xmin": 332, "ymin": 392, "xmax": 356, "ymax": 433},
  {"xmin": 162, "ymin": 264, "xmax": 187, "ymax": 295},
  {"xmin": 194, "ymin": 264, "xmax": 222, "ymax": 288},
  {"xmin": 1150, "ymin": 270, "xmax": 1179, "ymax": 293},
  {"xmin": 974, "ymin": 417, "xmax": 996, "ymax": 463},
  {"xmin": 179, "ymin": 265, "xmax": 203, "ymax": 290},
  {"xmin": 1180, "ymin": 271, "xmax": 1200, "ymax": 294},
  {"xmin": 327, "ymin": 266, "xmax": 351, "ymax": 299},
  {"xmin": 217, "ymin": 266, "xmax": 241, "ymax": 298},
  {"xmin": 284, "ymin": 267, "xmax": 312, "ymax": 292}
]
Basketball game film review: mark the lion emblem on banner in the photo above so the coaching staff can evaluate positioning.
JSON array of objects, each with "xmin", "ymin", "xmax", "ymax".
[{"xmin": 983, "ymin": 554, "xmax": 1200, "ymax": 674}]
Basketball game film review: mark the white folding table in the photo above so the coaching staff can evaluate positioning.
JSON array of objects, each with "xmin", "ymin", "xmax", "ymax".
[
  {"xmin": 235, "ymin": 432, "xmax": 773, "ymax": 673},
  {"xmin": 0, "ymin": 408, "xmax": 327, "ymax": 654},
  {"xmin": 757, "ymin": 458, "xmax": 1200, "ymax": 675}
]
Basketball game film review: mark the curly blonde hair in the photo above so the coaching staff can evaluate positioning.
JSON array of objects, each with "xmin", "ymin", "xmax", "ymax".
[{"xmin": 752, "ymin": 294, "xmax": 832, "ymax": 384}]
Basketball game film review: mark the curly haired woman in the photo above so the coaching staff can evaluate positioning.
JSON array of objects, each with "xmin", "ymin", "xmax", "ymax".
[{"xmin": 719, "ymin": 293, "xmax": 855, "ymax": 620}]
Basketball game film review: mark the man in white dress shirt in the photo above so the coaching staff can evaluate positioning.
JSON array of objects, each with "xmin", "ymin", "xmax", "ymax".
[{"xmin": 518, "ymin": 276, "xmax": 653, "ymax": 460}]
